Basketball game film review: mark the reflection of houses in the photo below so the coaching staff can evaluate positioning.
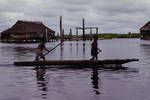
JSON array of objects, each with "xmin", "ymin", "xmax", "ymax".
[
  {"xmin": 140, "ymin": 21, "xmax": 150, "ymax": 40},
  {"xmin": 0, "ymin": 20, "xmax": 55, "ymax": 43}
]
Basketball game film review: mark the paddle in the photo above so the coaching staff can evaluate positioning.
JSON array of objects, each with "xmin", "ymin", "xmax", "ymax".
[{"xmin": 98, "ymin": 48, "xmax": 102, "ymax": 54}]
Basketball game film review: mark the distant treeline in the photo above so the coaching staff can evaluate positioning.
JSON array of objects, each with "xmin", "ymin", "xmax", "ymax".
[
  {"xmin": 62, "ymin": 33, "xmax": 140, "ymax": 40},
  {"xmin": 98, "ymin": 33, "xmax": 140, "ymax": 39}
]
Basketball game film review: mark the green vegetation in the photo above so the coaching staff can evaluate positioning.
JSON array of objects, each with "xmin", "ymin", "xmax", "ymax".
[{"xmin": 98, "ymin": 33, "xmax": 140, "ymax": 39}]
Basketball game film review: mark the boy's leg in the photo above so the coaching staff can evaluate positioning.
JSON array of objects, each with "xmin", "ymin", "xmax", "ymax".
[
  {"xmin": 95, "ymin": 55, "xmax": 98, "ymax": 60},
  {"xmin": 43, "ymin": 56, "xmax": 45, "ymax": 61},
  {"xmin": 41, "ymin": 55, "xmax": 46, "ymax": 61},
  {"xmin": 93, "ymin": 54, "xmax": 98, "ymax": 60},
  {"xmin": 35, "ymin": 56, "xmax": 39, "ymax": 61}
]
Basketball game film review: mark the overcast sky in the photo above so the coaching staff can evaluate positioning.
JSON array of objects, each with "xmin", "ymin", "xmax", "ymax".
[{"xmin": 0, "ymin": 0, "xmax": 150, "ymax": 34}]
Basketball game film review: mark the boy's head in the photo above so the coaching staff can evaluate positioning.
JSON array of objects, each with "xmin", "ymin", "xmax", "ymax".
[{"xmin": 93, "ymin": 35, "xmax": 98, "ymax": 41}]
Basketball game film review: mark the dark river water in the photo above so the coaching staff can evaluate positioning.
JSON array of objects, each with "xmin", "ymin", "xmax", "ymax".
[{"xmin": 0, "ymin": 39, "xmax": 150, "ymax": 100}]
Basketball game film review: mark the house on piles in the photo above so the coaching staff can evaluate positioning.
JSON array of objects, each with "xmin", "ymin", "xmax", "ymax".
[
  {"xmin": 0, "ymin": 20, "xmax": 55, "ymax": 43},
  {"xmin": 140, "ymin": 21, "xmax": 150, "ymax": 40}
]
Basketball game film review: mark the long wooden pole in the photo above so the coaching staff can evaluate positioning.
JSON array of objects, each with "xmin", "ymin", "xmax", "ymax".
[
  {"xmin": 43, "ymin": 41, "xmax": 64, "ymax": 57},
  {"xmin": 60, "ymin": 16, "xmax": 64, "ymax": 43},
  {"xmin": 82, "ymin": 18, "xmax": 85, "ymax": 41},
  {"xmin": 41, "ymin": 16, "xmax": 64, "ymax": 57}
]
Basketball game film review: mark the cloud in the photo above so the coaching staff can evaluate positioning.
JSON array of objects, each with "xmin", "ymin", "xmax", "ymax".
[{"xmin": 0, "ymin": 0, "xmax": 150, "ymax": 34}]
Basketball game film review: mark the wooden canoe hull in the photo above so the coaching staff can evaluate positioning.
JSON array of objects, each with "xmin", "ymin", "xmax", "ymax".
[{"xmin": 14, "ymin": 59, "xmax": 139, "ymax": 66}]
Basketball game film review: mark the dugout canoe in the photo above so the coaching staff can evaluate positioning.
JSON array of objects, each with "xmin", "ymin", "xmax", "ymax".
[{"xmin": 14, "ymin": 59, "xmax": 139, "ymax": 66}]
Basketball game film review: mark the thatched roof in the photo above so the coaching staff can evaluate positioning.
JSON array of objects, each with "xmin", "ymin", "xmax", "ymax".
[
  {"xmin": 1, "ymin": 20, "xmax": 55, "ymax": 35},
  {"xmin": 140, "ymin": 21, "xmax": 150, "ymax": 31}
]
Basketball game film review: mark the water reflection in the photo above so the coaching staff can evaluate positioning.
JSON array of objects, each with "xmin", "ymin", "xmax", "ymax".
[
  {"xmin": 91, "ymin": 67, "xmax": 100, "ymax": 94},
  {"xmin": 83, "ymin": 42, "xmax": 86, "ymax": 59},
  {"xmin": 60, "ymin": 43, "xmax": 64, "ymax": 60},
  {"xmin": 69, "ymin": 43, "xmax": 72, "ymax": 57},
  {"xmin": 76, "ymin": 42, "xmax": 79, "ymax": 57},
  {"xmin": 0, "ymin": 46, "xmax": 35, "ymax": 62},
  {"xmin": 140, "ymin": 44, "xmax": 150, "ymax": 64},
  {"xmin": 0, "ymin": 39, "xmax": 142, "ymax": 100},
  {"xmin": 140, "ymin": 44, "xmax": 150, "ymax": 56},
  {"xmin": 35, "ymin": 66, "xmax": 48, "ymax": 99}
]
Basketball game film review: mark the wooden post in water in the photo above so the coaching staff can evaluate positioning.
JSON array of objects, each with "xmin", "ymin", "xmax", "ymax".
[
  {"xmin": 76, "ymin": 28, "xmax": 78, "ymax": 41},
  {"xmin": 62, "ymin": 29, "xmax": 64, "ymax": 41},
  {"xmin": 69, "ymin": 28, "xmax": 72, "ymax": 41},
  {"xmin": 76, "ymin": 18, "xmax": 99, "ymax": 41},
  {"xmin": 45, "ymin": 28, "xmax": 48, "ymax": 42},
  {"xmin": 82, "ymin": 18, "xmax": 85, "ymax": 41},
  {"xmin": 60, "ymin": 16, "xmax": 64, "ymax": 43}
]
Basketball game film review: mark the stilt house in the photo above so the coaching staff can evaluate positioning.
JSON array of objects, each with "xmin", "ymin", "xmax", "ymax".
[
  {"xmin": 0, "ymin": 20, "xmax": 55, "ymax": 43},
  {"xmin": 140, "ymin": 21, "xmax": 150, "ymax": 40}
]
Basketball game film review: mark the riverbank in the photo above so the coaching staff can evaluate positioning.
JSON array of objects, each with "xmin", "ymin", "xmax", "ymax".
[
  {"xmin": 0, "ymin": 33, "xmax": 140, "ymax": 43},
  {"xmin": 98, "ymin": 33, "xmax": 140, "ymax": 39}
]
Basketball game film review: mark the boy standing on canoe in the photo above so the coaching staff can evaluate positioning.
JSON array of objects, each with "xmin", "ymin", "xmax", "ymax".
[
  {"xmin": 35, "ymin": 41, "xmax": 49, "ymax": 61},
  {"xmin": 91, "ymin": 36, "xmax": 101, "ymax": 60}
]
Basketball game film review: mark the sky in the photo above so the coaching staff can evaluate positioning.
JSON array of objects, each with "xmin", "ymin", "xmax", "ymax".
[{"xmin": 0, "ymin": 0, "xmax": 150, "ymax": 34}]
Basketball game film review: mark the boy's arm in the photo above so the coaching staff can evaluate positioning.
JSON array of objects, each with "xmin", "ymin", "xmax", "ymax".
[{"xmin": 43, "ymin": 44, "xmax": 49, "ymax": 52}]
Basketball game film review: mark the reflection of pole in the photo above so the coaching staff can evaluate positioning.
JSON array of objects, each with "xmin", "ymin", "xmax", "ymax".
[
  {"xmin": 60, "ymin": 43, "xmax": 64, "ymax": 60},
  {"xmin": 82, "ymin": 18, "xmax": 85, "ymax": 41},
  {"xmin": 82, "ymin": 43, "xmax": 85, "ymax": 59},
  {"xmin": 76, "ymin": 42, "xmax": 79, "ymax": 57},
  {"xmin": 62, "ymin": 29, "xmax": 64, "ymax": 41},
  {"xmin": 69, "ymin": 42, "xmax": 72, "ymax": 57}
]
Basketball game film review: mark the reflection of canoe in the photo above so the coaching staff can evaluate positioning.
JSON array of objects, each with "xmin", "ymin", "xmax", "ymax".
[{"xmin": 14, "ymin": 59, "xmax": 138, "ymax": 67}]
